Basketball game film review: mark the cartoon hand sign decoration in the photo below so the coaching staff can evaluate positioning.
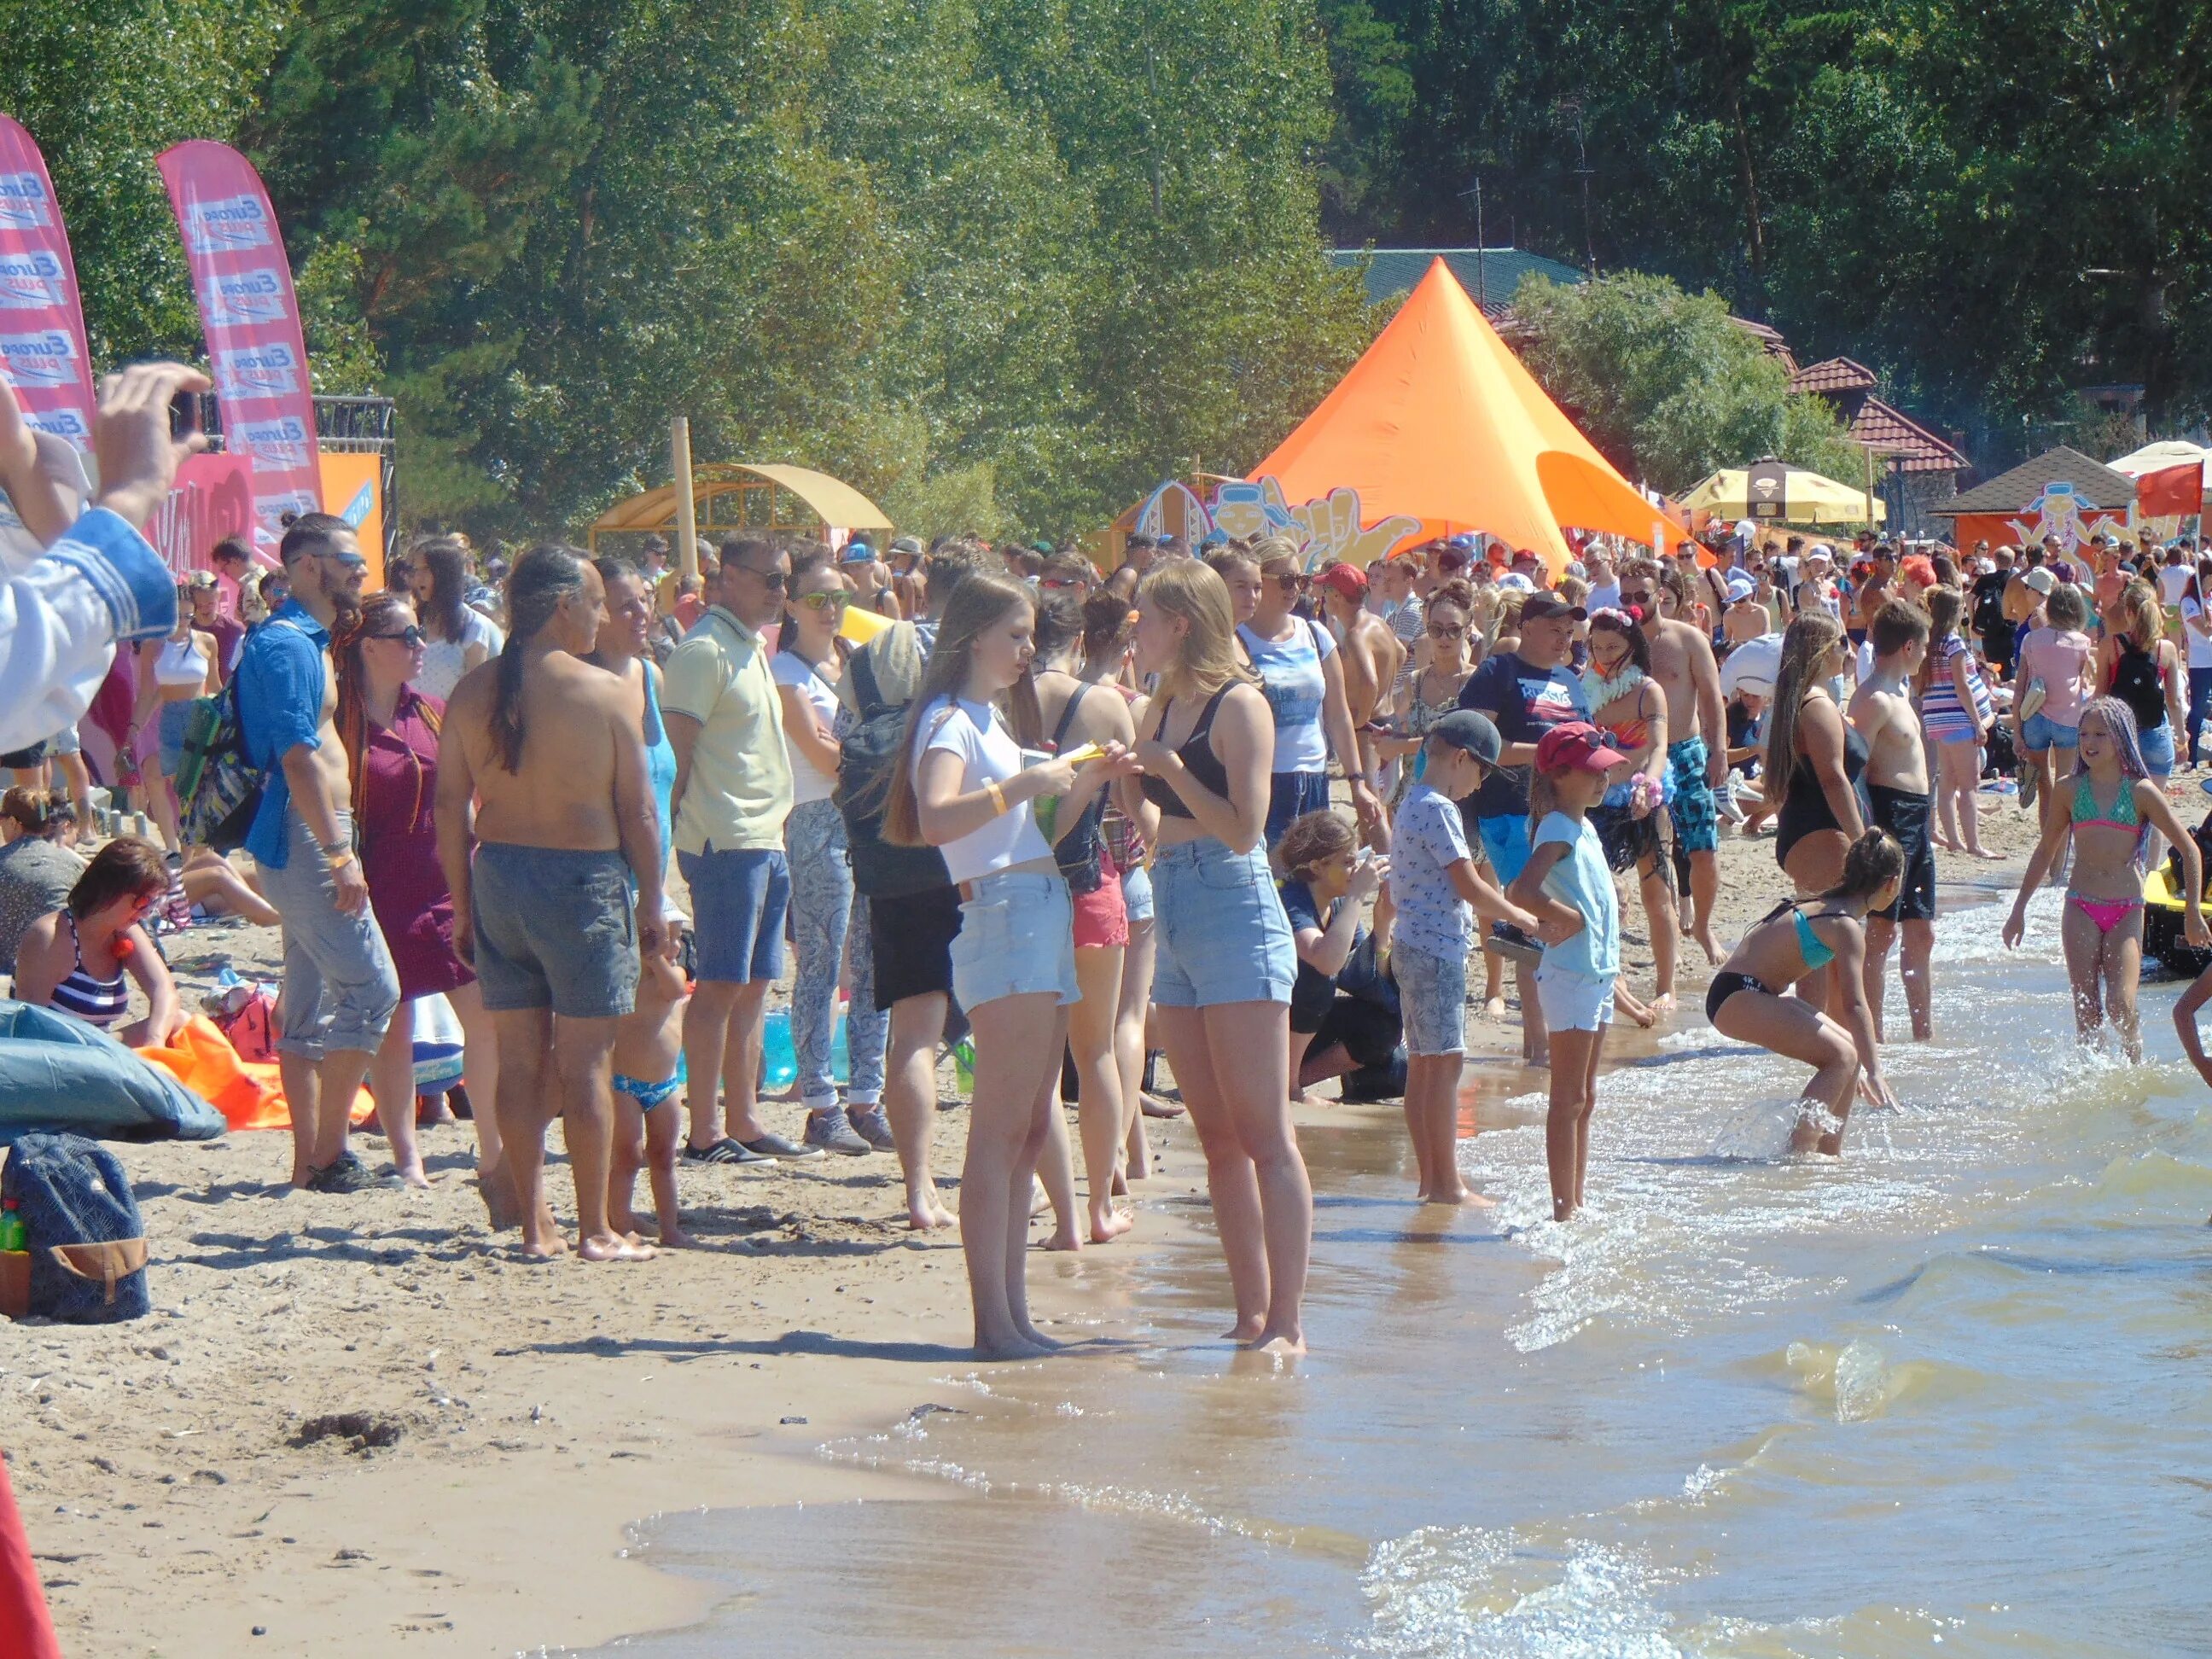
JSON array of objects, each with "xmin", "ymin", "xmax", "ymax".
[{"xmin": 1283, "ymin": 485, "xmax": 1423, "ymax": 572}]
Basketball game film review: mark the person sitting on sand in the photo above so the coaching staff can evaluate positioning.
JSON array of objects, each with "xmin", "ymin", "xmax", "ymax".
[
  {"xmin": 2003, "ymin": 696, "xmax": 2207, "ymax": 1062},
  {"xmin": 0, "ymin": 787, "xmax": 84, "ymax": 978},
  {"xmin": 435, "ymin": 545, "xmax": 671, "ymax": 1262},
  {"xmin": 15, "ymin": 835, "xmax": 188, "ymax": 1048},
  {"xmin": 1705, "ymin": 830, "xmax": 1904, "ymax": 1155},
  {"xmin": 1392, "ymin": 711, "xmax": 1542, "ymax": 1207},
  {"xmin": 1274, "ymin": 810, "xmax": 1403, "ymax": 1103}
]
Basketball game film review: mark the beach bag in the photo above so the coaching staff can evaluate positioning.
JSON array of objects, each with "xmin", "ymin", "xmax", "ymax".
[
  {"xmin": 835, "ymin": 637, "xmax": 952, "ymax": 900},
  {"xmin": 1, "ymin": 1133, "xmax": 149, "ymax": 1323},
  {"xmin": 210, "ymin": 983, "xmax": 277, "ymax": 1062},
  {"xmin": 176, "ymin": 678, "xmax": 263, "ymax": 853},
  {"xmin": 1982, "ymin": 719, "xmax": 2017, "ymax": 779},
  {"xmin": 2163, "ymin": 812, "xmax": 2212, "ymax": 899}
]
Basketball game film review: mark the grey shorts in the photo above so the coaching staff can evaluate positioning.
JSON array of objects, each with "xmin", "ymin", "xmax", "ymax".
[
  {"xmin": 1394, "ymin": 942, "xmax": 1467, "ymax": 1057},
  {"xmin": 257, "ymin": 811, "xmax": 400, "ymax": 1061},
  {"xmin": 471, "ymin": 842, "xmax": 638, "ymax": 1018}
]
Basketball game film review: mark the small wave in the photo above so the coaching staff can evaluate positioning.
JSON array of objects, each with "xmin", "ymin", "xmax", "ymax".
[{"xmin": 1358, "ymin": 1524, "xmax": 1685, "ymax": 1658}]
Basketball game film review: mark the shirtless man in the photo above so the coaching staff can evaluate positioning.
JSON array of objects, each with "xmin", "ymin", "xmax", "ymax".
[
  {"xmin": 232, "ymin": 514, "xmax": 402, "ymax": 1193},
  {"xmin": 1314, "ymin": 562, "xmax": 1406, "ymax": 829},
  {"xmin": 1619, "ymin": 560, "xmax": 1727, "ymax": 991},
  {"xmin": 1849, "ymin": 600, "xmax": 1936, "ymax": 1041},
  {"xmin": 437, "ymin": 544, "xmax": 669, "ymax": 1261}
]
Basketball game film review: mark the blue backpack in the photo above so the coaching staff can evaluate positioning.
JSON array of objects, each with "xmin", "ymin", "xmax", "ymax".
[{"xmin": 2, "ymin": 1132, "xmax": 149, "ymax": 1323}]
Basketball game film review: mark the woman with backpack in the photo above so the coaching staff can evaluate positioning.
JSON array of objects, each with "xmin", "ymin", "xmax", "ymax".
[
  {"xmin": 333, "ymin": 591, "xmax": 503, "ymax": 1196},
  {"xmin": 774, "ymin": 554, "xmax": 890, "ymax": 1157},
  {"xmin": 1013, "ymin": 591, "xmax": 1138, "ymax": 1246}
]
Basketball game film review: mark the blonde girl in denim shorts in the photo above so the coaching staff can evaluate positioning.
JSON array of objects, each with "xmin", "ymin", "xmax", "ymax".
[
  {"xmin": 884, "ymin": 572, "xmax": 1135, "ymax": 1359},
  {"xmin": 1129, "ymin": 560, "xmax": 1312, "ymax": 1354}
]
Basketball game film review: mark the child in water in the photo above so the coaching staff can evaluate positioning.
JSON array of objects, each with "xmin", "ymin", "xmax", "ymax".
[
  {"xmin": 1510, "ymin": 723, "xmax": 1629, "ymax": 1221},
  {"xmin": 1707, "ymin": 830, "xmax": 1904, "ymax": 1155},
  {"xmin": 2003, "ymin": 696, "xmax": 2206, "ymax": 1061},
  {"xmin": 1386, "ymin": 711, "xmax": 1542, "ymax": 1205}
]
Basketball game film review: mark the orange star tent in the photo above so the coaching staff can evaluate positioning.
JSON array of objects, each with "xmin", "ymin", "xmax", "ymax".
[{"xmin": 1251, "ymin": 258, "xmax": 1681, "ymax": 572}]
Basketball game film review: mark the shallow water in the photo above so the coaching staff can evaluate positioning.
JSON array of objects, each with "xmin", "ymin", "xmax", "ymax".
[{"xmin": 591, "ymin": 888, "xmax": 2212, "ymax": 1657}]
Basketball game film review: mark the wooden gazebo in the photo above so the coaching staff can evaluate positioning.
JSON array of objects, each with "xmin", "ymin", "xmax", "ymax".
[{"xmin": 587, "ymin": 463, "xmax": 893, "ymax": 557}]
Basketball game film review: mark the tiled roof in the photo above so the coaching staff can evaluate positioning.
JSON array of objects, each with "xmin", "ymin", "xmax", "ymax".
[
  {"xmin": 1792, "ymin": 357, "xmax": 1878, "ymax": 394},
  {"xmin": 1848, "ymin": 397, "xmax": 1969, "ymax": 474},
  {"xmin": 1331, "ymin": 247, "xmax": 1587, "ymax": 317},
  {"xmin": 1930, "ymin": 445, "xmax": 2138, "ymax": 515}
]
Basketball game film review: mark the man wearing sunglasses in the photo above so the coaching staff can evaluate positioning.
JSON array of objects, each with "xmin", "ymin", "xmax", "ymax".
[
  {"xmin": 233, "ymin": 512, "xmax": 403, "ymax": 1194},
  {"xmin": 662, "ymin": 537, "xmax": 812, "ymax": 1166}
]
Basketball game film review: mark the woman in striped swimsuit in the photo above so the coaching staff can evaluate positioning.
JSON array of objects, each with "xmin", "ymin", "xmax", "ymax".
[
  {"xmin": 12, "ymin": 836, "xmax": 185, "ymax": 1048},
  {"xmin": 1920, "ymin": 588, "xmax": 2000, "ymax": 859}
]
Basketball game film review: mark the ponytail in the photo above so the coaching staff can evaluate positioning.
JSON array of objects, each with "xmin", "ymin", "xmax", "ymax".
[
  {"xmin": 1818, "ymin": 829, "xmax": 1905, "ymax": 904},
  {"xmin": 492, "ymin": 544, "xmax": 586, "ymax": 773}
]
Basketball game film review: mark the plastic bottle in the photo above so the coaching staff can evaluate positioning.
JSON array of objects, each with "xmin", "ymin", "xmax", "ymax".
[{"xmin": 0, "ymin": 1200, "xmax": 24, "ymax": 1254}]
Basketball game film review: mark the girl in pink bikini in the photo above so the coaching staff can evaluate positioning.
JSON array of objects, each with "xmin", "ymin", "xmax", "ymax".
[{"xmin": 2003, "ymin": 696, "xmax": 2208, "ymax": 1059}]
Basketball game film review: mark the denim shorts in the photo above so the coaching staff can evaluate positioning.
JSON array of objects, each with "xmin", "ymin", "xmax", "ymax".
[
  {"xmin": 1477, "ymin": 812, "xmax": 1533, "ymax": 883},
  {"xmin": 1151, "ymin": 839, "xmax": 1296, "ymax": 1008},
  {"xmin": 2021, "ymin": 711, "xmax": 2079, "ymax": 752},
  {"xmin": 1535, "ymin": 963, "xmax": 1615, "ymax": 1033},
  {"xmin": 2139, "ymin": 722, "xmax": 2175, "ymax": 776},
  {"xmin": 1394, "ymin": 942, "xmax": 1467, "ymax": 1056},
  {"xmin": 678, "ymin": 845, "xmax": 789, "ymax": 984},
  {"xmin": 1266, "ymin": 770, "xmax": 1332, "ymax": 847},
  {"xmin": 474, "ymin": 843, "xmax": 639, "ymax": 1018},
  {"xmin": 1121, "ymin": 860, "xmax": 1155, "ymax": 924},
  {"xmin": 951, "ymin": 870, "xmax": 1078, "ymax": 1010},
  {"xmin": 157, "ymin": 699, "xmax": 194, "ymax": 777}
]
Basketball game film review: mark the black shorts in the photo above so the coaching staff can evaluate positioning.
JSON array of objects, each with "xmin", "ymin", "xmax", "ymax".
[
  {"xmin": 869, "ymin": 884, "xmax": 962, "ymax": 1010},
  {"xmin": 1869, "ymin": 783, "xmax": 1936, "ymax": 923}
]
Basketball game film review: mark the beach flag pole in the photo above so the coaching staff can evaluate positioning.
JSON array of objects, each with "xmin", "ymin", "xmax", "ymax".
[
  {"xmin": 672, "ymin": 417, "xmax": 699, "ymax": 583},
  {"xmin": 0, "ymin": 1451, "xmax": 62, "ymax": 1659}
]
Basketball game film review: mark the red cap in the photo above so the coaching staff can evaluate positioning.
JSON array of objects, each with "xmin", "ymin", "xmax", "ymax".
[
  {"xmin": 1535, "ymin": 721, "xmax": 1627, "ymax": 775},
  {"xmin": 1313, "ymin": 562, "xmax": 1367, "ymax": 602}
]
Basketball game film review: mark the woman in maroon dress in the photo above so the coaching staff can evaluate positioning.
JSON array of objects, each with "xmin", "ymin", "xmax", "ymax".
[{"xmin": 335, "ymin": 592, "xmax": 504, "ymax": 1203}]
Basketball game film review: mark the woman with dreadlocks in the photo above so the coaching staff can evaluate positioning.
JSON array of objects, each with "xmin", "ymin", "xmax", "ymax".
[{"xmin": 335, "ymin": 589, "xmax": 503, "ymax": 1194}]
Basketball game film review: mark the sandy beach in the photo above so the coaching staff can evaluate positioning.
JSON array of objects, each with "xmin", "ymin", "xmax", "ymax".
[{"xmin": 0, "ymin": 784, "xmax": 2068, "ymax": 1656}]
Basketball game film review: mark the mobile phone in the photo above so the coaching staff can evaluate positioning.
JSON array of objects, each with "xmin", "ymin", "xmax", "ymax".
[{"xmin": 168, "ymin": 390, "xmax": 199, "ymax": 441}]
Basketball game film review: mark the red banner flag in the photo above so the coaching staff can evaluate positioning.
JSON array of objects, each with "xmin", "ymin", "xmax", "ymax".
[
  {"xmin": 2136, "ymin": 459, "xmax": 2204, "ymax": 520},
  {"xmin": 157, "ymin": 140, "xmax": 324, "ymax": 539},
  {"xmin": 0, "ymin": 115, "xmax": 96, "ymax": 454}
]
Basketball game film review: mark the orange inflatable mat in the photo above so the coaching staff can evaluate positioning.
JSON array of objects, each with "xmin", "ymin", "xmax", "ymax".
[{"xmin": 134, "ymin": 1016, "xmax": 376, "ymax": 1132}]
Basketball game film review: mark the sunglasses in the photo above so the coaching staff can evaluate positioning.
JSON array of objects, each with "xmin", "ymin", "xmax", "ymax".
[
  {"xmin": 735, "ymin": 566, "xmax": 789, "ymax": 592},
  {"xmin": 1039, "ymin": 577, "xmax": 1090, "ymax": 591},
  {"xmin": 1618, "ymin": 590, "xmax": 1655, "ymax": 606},
  {"xmin": 317, "ymin": 549, "xmax": 370, "ymax": 571},
  {"xmin": 1428, "ymin": 622, "xmax": 1467, "ymax": 639},
  {"xmin": 795, "ymin": 591, "xmax": 850, "ymax": 614},
  {"xmin": 1272, "ymin": 573, "xmax": 1309, "ymax": 591},
  {"xmin": 369, "ymin": 625, "xmax": 426, "ymax": 647}
]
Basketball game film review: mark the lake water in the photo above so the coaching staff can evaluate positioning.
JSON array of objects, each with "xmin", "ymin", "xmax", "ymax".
[{"xmin": 590, "ymin": 887, "xmax": 2212, "ymax": 1657}]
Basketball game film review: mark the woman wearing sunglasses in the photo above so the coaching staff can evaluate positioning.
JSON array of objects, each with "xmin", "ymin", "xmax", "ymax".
[
  {"xmin": 772, "ymin": 556, "xmax": 890, "ymax": 1155},
  {"xmin": 334, "ymin": 591, "xmax": 504, "ymax": 1196},
  {"xmin": 13, "ymin": 835, "xmax": 186, "ymax": 1047}
]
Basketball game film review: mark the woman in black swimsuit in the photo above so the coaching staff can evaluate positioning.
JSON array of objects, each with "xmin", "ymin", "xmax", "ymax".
[{"xmin": 1766, "ymin": 612, "xmax": 1868, "ymax": 898}]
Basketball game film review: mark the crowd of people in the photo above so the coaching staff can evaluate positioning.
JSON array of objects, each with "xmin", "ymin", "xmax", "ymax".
[{"xmin": 9, "ymin": 414, "xmax": 2212, "ymax": 1352}]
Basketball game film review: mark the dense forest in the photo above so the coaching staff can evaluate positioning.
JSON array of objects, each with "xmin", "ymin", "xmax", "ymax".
[{"xmin": 4, "ymin": 0, "xmax": 2206, "ymax": 539}]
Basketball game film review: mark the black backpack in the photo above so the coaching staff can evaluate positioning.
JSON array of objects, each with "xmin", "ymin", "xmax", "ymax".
[
  {"xmin": 2165, "ymin": 811, "xmax": 2212, "ymax": 899},
  {"xmin": 1971, "ymin": 577, "xmax": 2008, "ymax": 638},
  {"xmin": 2, "ymin": 1132, "xmax": 149, "ymax": 1323},
  {"xmin": 835, "ymin": 637, "xmax": 953, "ymax": 900}
]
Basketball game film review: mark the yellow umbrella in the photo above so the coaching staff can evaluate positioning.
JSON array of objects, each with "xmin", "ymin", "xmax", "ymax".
[{"xmin": 1680, "ymin": 467, "xmax": 1887, "ymax": 526}]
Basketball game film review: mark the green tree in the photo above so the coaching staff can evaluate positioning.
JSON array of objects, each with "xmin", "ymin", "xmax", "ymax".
[{"xmin": 1513, "ymin": 271, "xmax": 1860, "ymax": 491}]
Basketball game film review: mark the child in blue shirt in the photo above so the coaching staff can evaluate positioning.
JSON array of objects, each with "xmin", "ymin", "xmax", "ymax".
[
  {"xmin": 1388, "ymin": 710, "xmax": 1542, "ymax": 1205},
  {"xmin": 1509, "ymin": 722, "xmax": 1642, "ymax": 1221}
]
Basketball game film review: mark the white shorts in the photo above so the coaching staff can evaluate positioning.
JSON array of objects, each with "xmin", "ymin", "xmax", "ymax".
[{"xmin": 1535, "ymin": 963, "xmax": 1615, "ymax": 1033}]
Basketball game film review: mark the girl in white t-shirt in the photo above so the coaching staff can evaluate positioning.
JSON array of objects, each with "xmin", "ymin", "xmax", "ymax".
[
  {"xmin": 2180, "ymin": 562, "xmax": 2212, "ymax": 768},
  {"xmin": 884, "ymin": 572, "xmax": 1134, "ymax": 1359},
  {"xmin": 416, "ymin": 539, "xmax": 505, "ymax": 701}
]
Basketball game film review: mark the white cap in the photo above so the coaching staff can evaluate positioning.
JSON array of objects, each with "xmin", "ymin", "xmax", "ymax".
[{"xmin": 1720, "ymin": 632, "xmax": 1784, "ymax": 698}]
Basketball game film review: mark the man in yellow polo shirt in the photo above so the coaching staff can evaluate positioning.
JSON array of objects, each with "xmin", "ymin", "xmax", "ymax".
[{"xmin": 661, "ymin": 537, "xmax": 809, "ymax": 1164}]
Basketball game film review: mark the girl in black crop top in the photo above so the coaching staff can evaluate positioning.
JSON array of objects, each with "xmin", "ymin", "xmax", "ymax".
[{"xmin": 1141, "ymin": 684, "xmax": 1234, "ymax": 818}]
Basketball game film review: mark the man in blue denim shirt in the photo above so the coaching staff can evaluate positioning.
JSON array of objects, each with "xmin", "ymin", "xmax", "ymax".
[{"xmin": 233, "ymin": 513, "xmax": 400, "ymax": 1195}]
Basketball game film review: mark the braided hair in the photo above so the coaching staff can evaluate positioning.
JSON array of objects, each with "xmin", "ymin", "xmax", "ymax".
[{"xmin": 492, "ymin": 544, "xmax": 586, "ymax": 773}]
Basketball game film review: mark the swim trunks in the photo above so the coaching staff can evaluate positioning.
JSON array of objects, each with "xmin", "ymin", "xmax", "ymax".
[
  {"xmin": 1868, "ymin": 783, "xmax": 1936, "ymax": 923},
  {"xmin": 471, "ymin": 842, "xmax": 638, "ymax": 1018},
  {"xmin": 1666, "ymin": 736, "xmax": 1718, "ymax": 855}
]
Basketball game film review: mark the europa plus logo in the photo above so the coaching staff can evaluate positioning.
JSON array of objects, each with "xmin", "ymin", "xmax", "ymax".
[
  {"xmin": 235, "ymin": 416, "xmax": 315, "ymax": 471},
  {"xmin": 214, "ymin": 341, "xmax": 301, "ymax": 400},
  {"xmin": 183, "ymin": 193, "xmax": 272, "ymax": 253},
  {"xmin": 206, "ymin": 267, "xmax": 288, "ymax": 326},
  {"xmin": 0, "ymin": 250, "xmax": 65, "ymax": 310},
  {"xmin": 0, "ymin": 172, "xmax": 51, "ymax": 230},
  {"xmin": 0, "ymin": 329, "xmax": 79, "ymax": 388}
]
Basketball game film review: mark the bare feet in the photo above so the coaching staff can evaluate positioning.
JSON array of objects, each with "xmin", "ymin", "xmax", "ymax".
[
  {"xmin": 1692, "ymin": 928, "xmax": 1723, "ymax": 966},
  {"xmin": 974, "ymin": 1332, "xmax": 1057, "ymax": 1359},
  {"xmin": 1648, "ymin": 992, "xmax": 1678, "ymax": 1021},
  {"xmin": 1972, "ymin": 846, "xmax": 2005, "ymax": 861},
  {"xmin": 1427, "ymin": 1185, "xmax": 1497, "ymax": 1208},
  {"xmin": 519, "ymin": 1229, "xmax": 569, "ymax": 1260},
  {"xmin": 1138, "ymin": 1092, "xmax": 1185, "ymax": 1119},
  {"xmin": 578, "ymin": 1231, "xmax": 657, "ymax": 1261},
  {"xmin": 1225, "ymin": 1313, "xmax": 1266, "ymax": 1343},
  {"xmin": 1249, "ymin": 1327, "xmax": 1306, "ymax": 1355},
  {"xmin": 905, "ymin": 1189, "xmax": 957, "ymax": 1231},
  {"xmin": 1088, "ymin": 1205, "xmax": 1135, "ymax": 1243},
  {"xmin": 1015, "ymin": 1320, "xmax": 1065, "ymax": 1352},
  {"xmin": 1484, "ymin": 996, "xmax": 1508, "ymax": 1019},
  {"xmin": 657, "ymin": 1224, "xmax": 696, "ymax": 1248},
  {"xmin": 477, "ymin": 1165, "xmax": 521, "ymax": 1231},
  {"xmin": 1040, "ymin": 1224, "xmax": 1082, "ymax": 1252}
]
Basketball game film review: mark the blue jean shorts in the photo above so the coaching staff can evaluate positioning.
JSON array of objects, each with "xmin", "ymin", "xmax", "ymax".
[
  {"xmin": 1121, "ymin": 859, "xmax": 1155, "ymax": 924},
  {"xmin": 1266, "ymin": 770, "xmax": 1332, "ymax": 847},
  {"xmin": 1394, "ymin": 942, "xmax": 1467, "ymax": 1057},
  {"xmin": 2139, "ymin": 722, "xmax": 2175, "ymax": 776},
  {"xmin": 678, "ymin": 845, "xmax": 789, "ymax": 984},
  {"xmin": 1151, "ymin": 838, "xmax": 1296, "ymax": 1008},
  {"xmin": 1477, "ymin": 812, "xmax": 1533, "ymax": 883},
  {"xmin": 951, "ymin": 870, "xmax": 1078, "ymax": 1010},
  {"xmin": 2021, "ymin": 711, "xmax": 2079, "ymax": 752}
]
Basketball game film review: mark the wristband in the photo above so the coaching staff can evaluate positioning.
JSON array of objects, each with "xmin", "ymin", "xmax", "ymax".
[
  {"xmin": 984, "ymin": 779, "xmax": 1008, "ymax": 817},
  {"xmin": 323, "ymin": 847, "xmax": 356, "ymax": 870}
]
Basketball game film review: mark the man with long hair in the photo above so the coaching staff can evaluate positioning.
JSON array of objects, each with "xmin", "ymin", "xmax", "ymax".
[{"xmin": 437, "ymin": 544, "xmax": 669, "ymax": 1260}]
